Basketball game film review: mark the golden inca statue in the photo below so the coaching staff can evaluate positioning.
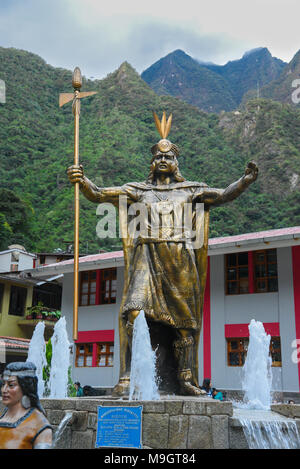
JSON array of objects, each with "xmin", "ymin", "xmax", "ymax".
[{"xmin": 67, "ymin": 111, "xmax": 258, "ymax": 396}]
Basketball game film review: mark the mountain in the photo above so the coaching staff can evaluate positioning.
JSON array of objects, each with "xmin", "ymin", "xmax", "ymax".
[
  {"xmin": 257, "ymin": 49, "xmax": 300, "ymax": 106},
  {"xmin": 141, "ymin": 50, "xmax": 237, "ymax": 113},
  {"xmin": 0, "ymin": 47, "xmax": 300, "ymax": 253},
  {"xmin": 205, "ymin": 47, "xmax": 286, "ymax": 104},
  {"xmin": 142, "ymin": 48, "xmax": 286, "ymax": 112}
]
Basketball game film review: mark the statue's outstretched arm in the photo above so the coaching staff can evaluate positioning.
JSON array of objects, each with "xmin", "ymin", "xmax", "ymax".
[
  {"xmin": 67, "ymin": 164, "xmax": 126, "ymax": 205},
  {"xmin": 200, "ymin": 161, "xmax": 258, "ymax": 206}
]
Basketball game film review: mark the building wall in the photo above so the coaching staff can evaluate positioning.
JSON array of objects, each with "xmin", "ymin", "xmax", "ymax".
[
  {"xmin": 62, "ymin": 246, "xmax": 299, "ymax": 393},
  {"xmin": 0, "ymin": 280, "xmax": 33, "ymax": 338},
  {"xmin": 0, "ymin": 251, "xmax": 35, "ymax": 272},
  {"xmin": 18, "ymin": 253, "xmax": 35, "ymax": 271},
  {"xmin": 62, "ymin": 267, "xmax": 124, "ymax": 389},
  {"xmin": 277, "ymin": 247, "xmax": 299, "ymax": 392},
  {"xmin": 0, "ymin": 253, "xmax": 11, "ymax": 273},
  {"xmin": 208, "ymin": 247, "xmax": 298, "ymax": 392}
]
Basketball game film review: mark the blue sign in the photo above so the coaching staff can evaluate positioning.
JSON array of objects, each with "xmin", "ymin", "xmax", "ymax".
[{"xmin": 95, "ymin": 405, "xmax": 143, "ymax": 449}]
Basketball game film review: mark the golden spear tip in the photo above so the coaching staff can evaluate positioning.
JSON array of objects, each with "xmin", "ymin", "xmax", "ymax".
[{"xmin": 72, "ymin": 67, "xmax": 82, "ymax": 89}]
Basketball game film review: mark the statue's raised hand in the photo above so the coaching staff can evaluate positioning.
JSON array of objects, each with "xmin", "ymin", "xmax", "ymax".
[
  {"xmin": 244, "ymin": 161, "xmax": 258, "ymax": 184},
  {"xmin": 67, "ymin": 164, "xmax": 84, "ymax": 185}
]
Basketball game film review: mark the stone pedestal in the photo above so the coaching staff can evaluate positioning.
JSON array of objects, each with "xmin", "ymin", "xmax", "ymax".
[{"xmin": 39, "ymin": 396, "xmax": 233, "ymax": 449}]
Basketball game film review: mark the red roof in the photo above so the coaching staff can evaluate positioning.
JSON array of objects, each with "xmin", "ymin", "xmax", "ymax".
[
  {"xmin": 209, "ymin": 226, "xmax": 300, "ymax": 246},
  {"xmin": 46, "ymin": 249, "xmax": 124, "ymax": 267},
  {"xmin": 0, "ymin": 336, "xmax": 30, "ymax": 350},
  {"xmin": 33, "ymin": 226, "xmax": 300, "ymax": 268}
]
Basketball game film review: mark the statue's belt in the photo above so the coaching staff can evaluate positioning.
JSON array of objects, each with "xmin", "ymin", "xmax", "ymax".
[{"xmin": 136, "ymin": 237, "xmax": 194, "ymax": 244}]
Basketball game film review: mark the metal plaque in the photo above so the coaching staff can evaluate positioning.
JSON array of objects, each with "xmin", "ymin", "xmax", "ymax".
[{"xmin": 95, "ymin": 405, "xmax": 143, "ymax": 449}]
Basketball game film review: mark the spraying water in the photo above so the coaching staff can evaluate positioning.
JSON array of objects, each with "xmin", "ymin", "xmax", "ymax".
[
  {"xmin": 26, "ymin": 321, "xmax": 47, "ymax": 398},
  {"xmin": 129, "ymin": 310, "xmax": 160, "ymax": 401},
  {"xmin": 52, "ymin": 412, "xmax": 74, "ymax": 448},
  {"xmin": 242, "ymin": 319, "xmax": 272, "ymax": 410},
  {"xmin": 49, "ymin": 317, "xmax": 70, "ymax": 398},
  {"xmin": 235, "ymin": 320, "xmax": 300, "ymax": 449},
  {"xmin": 240, "ymin": 415, "xmax": 300, "ymax": 449}
]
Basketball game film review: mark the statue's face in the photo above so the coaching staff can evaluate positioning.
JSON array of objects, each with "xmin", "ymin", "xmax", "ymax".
[
  {"xmin": 152, "ymin": 151, "xmax": 177, "ymax": 175},
  {"xmin": 1, "ymin": 376, "xmax": 23, "ymax": 407}
]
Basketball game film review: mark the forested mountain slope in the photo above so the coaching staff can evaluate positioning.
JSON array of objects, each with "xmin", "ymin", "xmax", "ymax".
[{"xmin": 0, "ymin": 47, "xmax": 299, "ymax": 253}]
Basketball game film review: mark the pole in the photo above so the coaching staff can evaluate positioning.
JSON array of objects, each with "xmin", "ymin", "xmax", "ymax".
[
  {"xmin": 59, "ymin": 67, "xmax": 97, "ymax": 341},
  {"xmin": 72, "ymin": 69, "xmax": 82, "ymax": 341}
]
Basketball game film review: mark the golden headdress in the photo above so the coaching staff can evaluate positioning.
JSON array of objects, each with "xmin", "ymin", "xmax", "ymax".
[{"xmin": 151, "ymin": 111, "xmax": 179, "ymax": 157}]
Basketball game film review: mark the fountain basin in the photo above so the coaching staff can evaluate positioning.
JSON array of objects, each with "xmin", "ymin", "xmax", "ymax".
[
  {"xmin": 1, "ymin": 397, "xmax": 298, "ymax": 449},
  {"xmin": 37, "ymin": 396, "xmax": 232, "ymax": 449},
  {"xmin": 230, "ymin": 407, "xmax": 300, "ymax": 449}
]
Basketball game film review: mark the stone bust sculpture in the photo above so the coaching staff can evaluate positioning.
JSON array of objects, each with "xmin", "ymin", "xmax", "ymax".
[{"xmin": 0, "ymin": 362, "xmax": 52, "ymax": 449}]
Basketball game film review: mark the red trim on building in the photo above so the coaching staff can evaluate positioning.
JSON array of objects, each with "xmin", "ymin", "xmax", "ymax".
[
  {"xmin": 95, "ymin": 270, "xmax": 101, "ymax": 305},
  {"xmin": 75, "ymin": 330, "xmax": 114, "ymax": 343},
  {"xmin": 225, "ymin": 322, "xmax": 280, "ymax": 338},
  {"xmin": 92, "ymin": 344, "xmax": 98, "ymax": 367},
  {"xmin": 248, "ymin": 251, "xmax": 255, "ymax": 293},
  {"xmin": 292, "ymin": 246, "xmax": 300, "ymax": 391},
  {"xmin": 203, "ymin": 258, "xmax": 211, "ymax": 379}
]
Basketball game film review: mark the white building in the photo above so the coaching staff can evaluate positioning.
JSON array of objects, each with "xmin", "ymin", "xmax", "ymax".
[
  {"xmin": 0, "ymin": 245, "xmax": 36, "ymax": 273},
  {"xmin": 25, "ymin": 226, "xmax": 300, "ymax": 396}
]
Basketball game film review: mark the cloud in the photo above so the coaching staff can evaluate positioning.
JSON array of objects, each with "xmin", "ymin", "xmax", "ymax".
[{"xmin": 0, "ymin": 0, "xmax": 299, "ymax": 79}]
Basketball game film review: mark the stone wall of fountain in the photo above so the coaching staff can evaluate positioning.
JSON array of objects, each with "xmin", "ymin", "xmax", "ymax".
[
  {"xmin": 0, "ymin": 397, "xmax": 299, "ymax": 448},
  {"xmin": 39, "ymin": 397, "xmax": 233, "ymax": 449}
]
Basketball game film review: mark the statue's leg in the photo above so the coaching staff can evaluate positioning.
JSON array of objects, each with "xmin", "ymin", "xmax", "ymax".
[
  {"xmin": 112, "ymin": 310, "xmax": 140, "ymax": 397},
  {"xmin": 174, "ymin": 329, "xmax": 206, "ymax": 396}
]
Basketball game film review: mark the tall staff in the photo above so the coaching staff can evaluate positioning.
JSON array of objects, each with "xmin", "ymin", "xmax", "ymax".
[{"xmin": 59, "ymin": 67, "xmax": 97, "ymax": 340}]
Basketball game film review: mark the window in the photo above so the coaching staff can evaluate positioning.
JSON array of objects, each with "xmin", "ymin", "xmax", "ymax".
[
  {"xmin": 99, "ymin": 269, "xmax": 117, "ymax": 304},
  {"xmin": 80, "ymin": 270, "xmax": 97, "ymax": 306},
  {"xmin": 270, "ymin": 337, "xmax": 282, "ymax": 367},
  {"xmin": 75, "ymin": 342, "xmax": 114, "ymax": 367},
  {"xmin": 33, "ymin": 283, "xmax": 62, "ymax": 310},
  {"xmin": 75, "ymin": 343, "xmax": 93, "ymax": 367},
  {"xmin": 227, "ymin": 338, "xmax": 248, "ymax": 366},
  {"xmin": 39, "ymin": 255, "xmax": 46, "ymax": 265},
  {"xmin": 225, "ymin": 249, "xmax": 278, "ymax": 295},
  {"xmin": 254, "ymin": 249, "xmax": 278, "ymax": 293},
  {"xmin": 96, "ymin": 343, "xmax": 114, "ymax": 367},
  {"xmin": 227, "ymin": 337, "xmax": 282, "ymax": 367},
  {"xmin": 8, "ymin": 285, "xmax": 27, "ymax": 316},
  {"xmin": 79, "ymin": 268, "xmax": 117, "ymax": 306},
  {"xmin": 226, "ymin": 252, "xmax": 249, "ymax": 294}
]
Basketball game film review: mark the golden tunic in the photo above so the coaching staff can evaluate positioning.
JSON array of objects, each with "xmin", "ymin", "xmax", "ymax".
[
  {"xmin": 79, "ymin": 161, "xmax": 257, "ymax": 391},
  {"xmin": 0, "ymin": 408, "xmax": 52, "ymax": 449},
  {"xmin": 87, "ymin": 179, "xmax": 210, "ymax": 387},
  {"xmin": 119, "ymin": 181, "xmax": 209, "ymax": 330}
]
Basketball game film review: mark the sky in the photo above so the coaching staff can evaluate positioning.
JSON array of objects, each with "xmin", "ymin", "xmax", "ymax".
[{"xmin": 0, "ymin": 0, "xmax": 299, "ymax": 79}]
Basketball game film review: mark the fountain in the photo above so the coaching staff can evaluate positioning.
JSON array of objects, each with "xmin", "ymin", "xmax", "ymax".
[
  {"xmin": 234, "ymin": 319, "xmax": 300, "ymax": 449},
  {"xmin": 49, "ymin": 317, "xmax": 70, "ymax": 398},
  {"xmin": 129, "ymin": 310, "xmax": 160, "ymax": 401},
  {"xmin": 242, "ymin": 319, "xmax": 272, "ymax": 410},
  {"xmin": 52, "ymin": 412, "xmax": 74, "ymax": 448},
  {"xmin": 26, "ymin": 321, "xmax": 47, "ymax": 398}
]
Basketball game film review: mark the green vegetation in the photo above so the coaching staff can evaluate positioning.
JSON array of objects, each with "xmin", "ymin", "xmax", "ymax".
[
  {"xmin": 142, "ymin": 48, "xmax": 286, "ymax": 113},
  {"xmin": 206, "ymin": 48, "xmax": 286, "ymax": 105},
  {"xmin": 42, "ymin": 337, "xmax": 76, "ymax": 397},
  {"xmin": 0, "ymin": 47, "xmax": 300, "ymax": 255},
  {"xmin": 141, "ymin": 50, "xmax": 237, "ymax": 113}
]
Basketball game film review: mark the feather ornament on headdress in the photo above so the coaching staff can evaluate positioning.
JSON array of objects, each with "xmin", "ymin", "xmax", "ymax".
[{"xmin": 151, "ymin": 111, "xmax": 179, "ymax": 156}]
